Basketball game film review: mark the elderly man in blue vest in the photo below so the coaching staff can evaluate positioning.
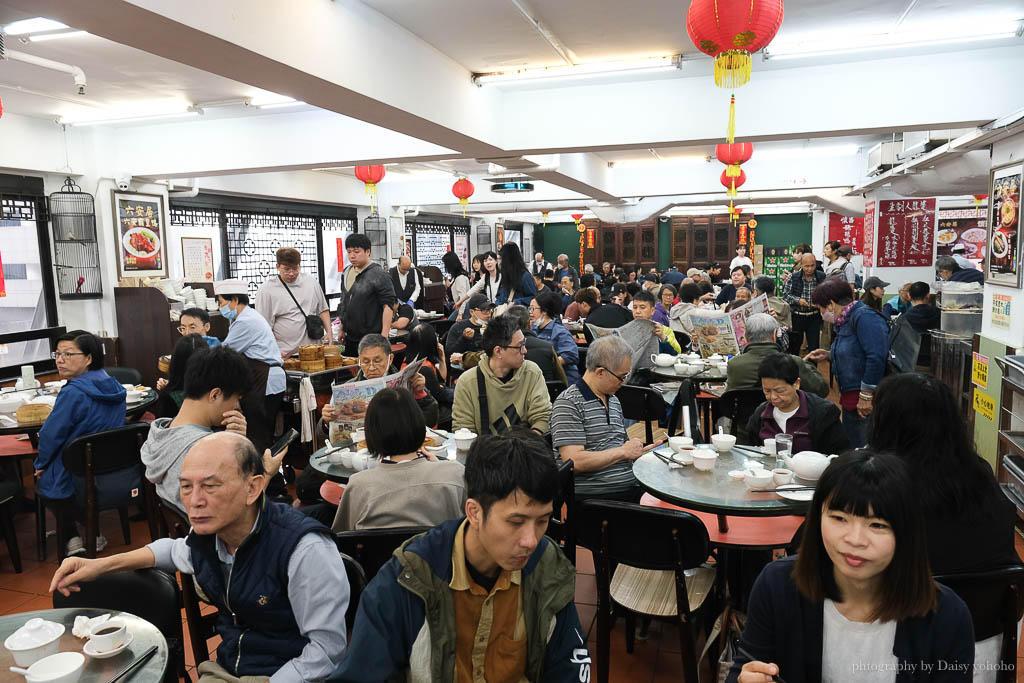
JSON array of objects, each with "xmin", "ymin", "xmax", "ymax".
[{"xmin": 49, "ymin": 431, "xmax": 349, "ymax": 683}]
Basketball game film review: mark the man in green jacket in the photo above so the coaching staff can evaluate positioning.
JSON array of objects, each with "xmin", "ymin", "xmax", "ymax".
[
  {"xmin": 726, "ymin": 313, "xmax": 829, "ymax": 397},
  {"xmin": 452, "ymin": 314, "xmax": 552, "ymax": 435}
]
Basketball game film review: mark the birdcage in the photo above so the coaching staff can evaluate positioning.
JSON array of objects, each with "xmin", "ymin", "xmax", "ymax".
[
  {"xmin": 476, "ymin": 223, "xmax": 492, "ymax": 253},
  {"xmin": 48, "ymin": 178, "xmax": 102, "ymax": 299},
  {"xmin": 363, "ymin": 210, "xmax": 388, "ymax": 267}
]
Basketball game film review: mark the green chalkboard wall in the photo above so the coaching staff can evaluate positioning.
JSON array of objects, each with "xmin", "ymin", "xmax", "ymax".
[
  {"xmin": 539, "ymin": 222, "xmax": 583, "ymax": 266},
  {"xmin": 750, "ymin": 213, "xmax": 812, "ymax": 248}
]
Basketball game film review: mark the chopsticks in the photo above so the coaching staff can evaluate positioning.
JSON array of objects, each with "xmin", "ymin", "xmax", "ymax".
[
  {"xmin": 108, "ymin": 645, "xmax": 157, "ymax": 682},
  {"xmin": 749, "ymin": 486, "xmax": 815, "ymax": 493},
  {"xmin": 734, "ymin": 444, "xmax": 770, "ymax": 456},
  {"xmin": 735, "ymin": 644, "xmax": 787, "ymax": 683}
]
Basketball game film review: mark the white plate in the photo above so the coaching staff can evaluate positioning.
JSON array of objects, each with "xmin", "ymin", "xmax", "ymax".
[
  {"xmin": 121, "ymin": 227, "xmax": 162, "ymax": 259},
  {"xmin": 83, "ymin": 631, "xmax": 133, "ymax": 659},
  {"xmin": 775, "ymin": 485, "xmax": 814, "ymax": 502}
]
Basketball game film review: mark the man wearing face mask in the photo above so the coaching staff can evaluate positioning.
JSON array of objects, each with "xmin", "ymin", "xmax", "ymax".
[
  {"xmin": 215, "ymin": 279, "xmax": 286, "ymax": 456},
  {"xmin": 445, "ymin": 294, "xmax": 494, "ymax": 367}
]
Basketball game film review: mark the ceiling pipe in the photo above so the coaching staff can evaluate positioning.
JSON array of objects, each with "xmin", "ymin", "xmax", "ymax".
[
  {"xmin": 507, "ymin": 0, "xmax": 576, "ymax": 66},
  {"xmin": 2, "ymin": 47, "xmax": 87, "ymax": 95}
]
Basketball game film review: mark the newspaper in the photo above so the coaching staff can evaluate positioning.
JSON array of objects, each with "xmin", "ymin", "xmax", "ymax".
[
  {"xmin": 585, "ymin": 319, "xmax": 661, "ymax": 383},
  {"xmin": 686, "ymin": 294, "xmax": 770, "ymax": 356},
  {"xmin": 328, "ymin": 359, "xmax": 425, "ymax": 444}
]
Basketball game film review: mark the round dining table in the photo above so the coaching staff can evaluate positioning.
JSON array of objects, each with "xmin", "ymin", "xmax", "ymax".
[
  {"xmin": 0, "ymin": 607, "xmax": 169, "ymax": 682},
  {"xmin": 0, "ymin": 389, "xmax": 159, "ymax": 448},
  {"xmin": 648, "ymin": 363, "xmax": 728, "ymax": 384},
  {"xmin": 308, "ymin": 430, "xmax": 462, "ymax": 484}
]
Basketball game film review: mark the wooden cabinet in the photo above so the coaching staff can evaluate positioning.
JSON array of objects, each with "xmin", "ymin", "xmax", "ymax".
[
  {"xmin": 597, "ymin": 221, "xmax": 658, "ymax": 269},
  {"xmin": 666, "ymin": 215, "xmax": 747, "ymax": 271}
]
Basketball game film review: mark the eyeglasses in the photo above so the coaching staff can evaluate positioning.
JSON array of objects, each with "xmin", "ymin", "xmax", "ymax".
[
  {"xmin": 599, "ymin": 366, "xmax": 628, "ymax": 383},
  {"xmin": 177, "ymin": 325, "xmax": 203, "ymax": 334},
  {"xmin": 528, "ymin": 305, "xmax": 541, "ymax": 312},
  {"xmin": 358, "ymin": 357, "xmax": 390, "ymax": 369},
  {"xmin": 501, "ymin": 343, "xmax": 527, "ymax": 353},
  {"xmin": 51, "ymin": 351, "xmax": 86, "ymax": 360}
]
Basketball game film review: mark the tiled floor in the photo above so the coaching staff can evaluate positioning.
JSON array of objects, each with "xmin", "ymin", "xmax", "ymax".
[{"xmin": 0, "ymin": 482, "xmax": 1022, "ymax": 681}]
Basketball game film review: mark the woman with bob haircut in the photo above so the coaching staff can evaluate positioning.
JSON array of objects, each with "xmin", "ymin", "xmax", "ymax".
[
  {"xmin": 495, "ymin": 241, "xmax": 538, "ymax": 307},
  {"xmin": 805, "ymin": 276, "xmax": 888, "ymax": 448},
  {"xmin": 730, "ymin": 450, "xmax": 974, "ymax": 683},
  {"xmin": 331, "ymin": 387, "xmax": 466, "ymax": 532}
]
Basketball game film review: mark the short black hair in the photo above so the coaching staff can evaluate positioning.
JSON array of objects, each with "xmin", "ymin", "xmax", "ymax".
[
  {"xmin": 180, "ymin": 308, "xmax": 211, "ymax": 326},
  {"xmin": 678, "ymin": 282, "xmax": 701, "ymax": 304},
  {"xmin": 365, "ymin": 387, "xmax": 425, "ymax": 457},
  {"xmin": 697, "ymin": 280, "xmax": 714, "ymax": 295},
  {"xmin": 632, "ymin": 290, "xmax": 656, "ymax": 307},
  {"xmin": 56, "ymin": 330, "xmax": 104, "ymax": 371},
  {"xmin": 220, "ymin": 293, "xmax": 250, "ymax": 306},
  {"xmin": 580, "ymin": 274, "xmax": 595, "ymax": 289},
  {"xmin": 345, "ymin": 233, "xmax": 372, "ymax": 251},
  {"xmin": 464, "ymin": 428, "xmax": 559, "ymax": 518},
  {"xmin": 480, "ymin": 314, "xmax": 520, "ymax": 356},
  {"xmin": 625, "ymin": 282, "xmax": 641, "ymax": 297},
  {"xmin": 825, "ymin": 240, "xmax": 841, "ymax": 252},
  {"xmin": 506, "ymin": 305, "xmax": 531, "ymax": 332},
  {"xmin": 534, "ymin": 290, "xmax": 563, "ymax": 320},
  {"xmin": 758, "ymin": 352, "xmax": 800, "ymax": 385},
  {"xmin": 543, "ymin": 268, "xmax": 554, "ymax": 279},
  {"xmin": 182, "ymin": 345, "xmax": 252, "ymax": 400},
  {"xmin": 908, "ymin": 281, "xmax": 930, "ymax": 300},
  {"xmin": 730, "ymin": 265, "xmax": 746, "ymax": 275},
  {"xmin": 166, "ymin": 334, "xmax": 208, "ymax": 395},
  {"xmin": 706, "ymin": 262, "xmax": 721, "ymax": 272},
  {"xmin": 752, "ymin": 275, "xmax": 776, "ymax": 296}
]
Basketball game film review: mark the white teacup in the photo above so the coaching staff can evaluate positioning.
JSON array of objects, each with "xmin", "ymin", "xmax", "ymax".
[
  {"xmin": 88, "ymin": 618, "xmax": 127, "ymax": 653},
  {"xmin": 772, "ymin": 468, "xmax": 794, "ymax": 486},
  {"xmin": 350, "ymin": 453, "xmax": 369, "ymax": 471},
  {"xmin": 763, "ymin": 438, "xmax": 777, "ymax": 455},
  {"xmin": 711, "ymin": 433, "xmax": 737, "ymax": 452},
  {"xmin": 744, "ymin": 468, "xmax": 773, "ymax": 489},
  {"xmin": 668, "ymin": 436, "xmax": 693, "ymax": 453},
  {"xmin": 692, "ymin": 449, "xmax": 719, "ymax": 471}
]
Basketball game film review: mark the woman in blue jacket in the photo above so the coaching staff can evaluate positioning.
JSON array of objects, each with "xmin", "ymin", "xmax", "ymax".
[
  {"xmin": 805, "ymin": 277, "xmax": 888, "ymax": 448},
  {"xmin": 530, "ymin": 291, "xmax": 580, "ymax": 385},
  {"xmin": 35, "ymin": 331, "xmax": 127, "ymax": 555},
  {"xmin": 730, "ymin": 450, "xmax": 974, "ymax": 683},
  {"xmin": 495, "ymin": 242, "xmax": 537, "ymax": 307}
]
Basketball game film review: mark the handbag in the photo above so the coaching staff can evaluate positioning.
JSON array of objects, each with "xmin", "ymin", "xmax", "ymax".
[{"xmin": 278, "ymin": 275, "xmax": 326, "ymax": 341}]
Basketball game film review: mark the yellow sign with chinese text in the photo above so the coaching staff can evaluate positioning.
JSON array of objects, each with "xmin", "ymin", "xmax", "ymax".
[
  {"xmin": 973, "ymin": 388, "xmax": 995, "ymax": 422},
  {"xmin": 972, "ymin": 352, "xmax": 988, "ymax": 389}
]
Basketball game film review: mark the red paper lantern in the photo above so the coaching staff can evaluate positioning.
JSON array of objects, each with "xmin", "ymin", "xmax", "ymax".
[
  {"xmin": 0, "ymin": 95, "xmax": 4, "ymax": 119},
  {"xmin": 571, "ymin": 213, "xmax": 584, "ymax": 223},
  {"xmin": 716, "ymin": 142, "xmax": 753, "ymax": 178},
  {"xmin": 452, "ymin": 177, "xmax": 474, "ymax": 216},
  {"xmin": 686, "ymin": 0, "xmax": 785, "ymax": 88},
  {"xmin": 354, "ymin": 165, "xmax": 386, "ymax": 193},
  {"xmin": 720, "ymin": 168, "xmax": 747, "ymax": 197}
]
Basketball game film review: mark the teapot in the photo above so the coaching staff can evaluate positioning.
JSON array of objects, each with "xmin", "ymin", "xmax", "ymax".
[
  {"xmin": 650, "ymin": 353, "xmax": 676, "ymax": 367},
  {"xmin": 780, "ymin": 450, "xmax": 837, "ymax": 481}
]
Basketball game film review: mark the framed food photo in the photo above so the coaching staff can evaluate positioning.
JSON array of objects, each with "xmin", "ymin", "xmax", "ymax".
[
  {"xmin": 985, "ymin": 161, "xmax": 1024, "ymax": 287},
  {"xmin": 111, "ymin": 191, "xmax": 168, "ymax": 279}
]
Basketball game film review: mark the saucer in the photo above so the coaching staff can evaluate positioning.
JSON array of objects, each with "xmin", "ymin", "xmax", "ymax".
[{"xmin": 83, "ymin": 631, "xmax": 133, "ymax": 659}]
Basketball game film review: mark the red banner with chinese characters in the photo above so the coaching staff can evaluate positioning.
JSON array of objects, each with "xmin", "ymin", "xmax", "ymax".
[
  {"xmin": 862, "ymin": 201, "xmax": 876, "ymax": 267},
  {"xmin": 586, "ymin": 229, "xmax": 595, "ymax": 249},
  {"xmin": 336, "ymin": 237, "xmax": 345, "ymax": 272},
  {"xmin": 739, "ymin": 223, "xmax": 748, "ymax": 245},
  {"xmin": 0, "ymin": 250, "xmax": 5, "ymax": 298},
  {"xmin": 876, "ymin": 198, "xmax": 937, "ymax": 267},
  {"xmin": 827, "ymin": 212, "xmax": 864, "ymax": 253}
]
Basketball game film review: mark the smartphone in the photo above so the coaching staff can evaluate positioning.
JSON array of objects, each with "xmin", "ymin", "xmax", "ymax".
[
  {"xmin": 270, "ymin": 428, "xmax": 299, "ymax": 458},
  {"xmin": 642, "ymin": 442, "xmax": 662, "ymax": 453}
]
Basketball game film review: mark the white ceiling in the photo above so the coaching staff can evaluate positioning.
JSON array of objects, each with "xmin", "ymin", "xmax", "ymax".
[{"xmin": 360, "ymin": 0, "xmax": 1024, "ymax": 72}]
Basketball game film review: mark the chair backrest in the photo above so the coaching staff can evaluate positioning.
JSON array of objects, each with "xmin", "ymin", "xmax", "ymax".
[
  {"xmin": 106, "ymin": 366, "xmax": 143, "ymax": 385},
  {"xmin": 718, "ymin": 388, "xmax": 767, "ymax": 443},
  {"xmin": 53, "ymin": 568, "xmax": 184, "ymax": 682},
  {"xmin": 934, "ymin": 565, "xmax": 1024, "ymax": 647},
  {"xmin": 546, "ymin": 380, "xmax": 567, "ymax": 404},
  {"xmin": 546, "ymin": 460, "xmax": 576, "ymax": 564},
  {"xmin": 582, "ymin": 323, "xmax": 596, "ymax": 345},
  {"xmin": 615, "ymin": 384, "xmax": 664, "ymax": 443},
  {"xmin": 339, "ymin": 552, "xmax": 367, "ymax": 634},
  {"xmin": 577, "ymin": 499, "xmax": 709, "ymax": 571},
  {"xmin": 335, "ymin": 526, "xmax": 432, "ymax": 581},
  {"xmin": 421, "ymin": 265, "xmax": 443, "ymax": 285},
  {"xmin": 157, "ymin": 497, "xmax": 190, "ymax": 539},
  {"xmin": 62, "ymin": 422, "xmax": 150, "ymax": 476}
]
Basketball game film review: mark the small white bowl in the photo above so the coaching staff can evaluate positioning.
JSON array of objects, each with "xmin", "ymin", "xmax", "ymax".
[
  {"xmin": 4, "ymin": 618, "xmax": 64, "ymax": 667},
  {"xmin": 692, "ymin": 449, "xmax": 719, "ymax": 471},
  {"xmin": 453, "ymin": 429, "xmax": 477, "ymax": 450},
  {"xmin": 126, "ymin": 390, "xmax": 144, "ymax": 403},
  {"xmin": 711, "ymin": 434, "xmax": 737, "ymax": 453},
  {"xmin": 727, "ymin": 469, "xmax": 746, "ymax": 481},
  {"xmin": 339, "ymin": 451, "xmax": 354, "ymax": 469},
  {"xmin": 668, "ymin": 436, "xmax": 693, "ymax": 453},
  {"xmin": 350, "ymin": 453, "xmax": 369, "ymax": 471},
  {"xmin": 744, "ymin": 468, "xmax": 774, "ymax": 489},
  {"xmin": 772, "ymin": 468, "xmax": 795, "ymax": 486},
  {"xmin": 425, "ymin": 444, "xmax": 449, "ymax": 460},
  {"xmin": 18, "ymin": 651, "xmax": 84, "ymax": 683}
]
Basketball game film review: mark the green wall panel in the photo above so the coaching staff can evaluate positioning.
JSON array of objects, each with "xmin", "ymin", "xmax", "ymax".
[
  {"xmin": 539, "ymin": 223, "xmax": 581, "ymax": 267},
  {"xmin": 658, "ymin": 218, "xmax": 671, "ymax": 271},
  {"xmin": 751, "ymin": 214, "xmax": 812, "ymax": 248}
]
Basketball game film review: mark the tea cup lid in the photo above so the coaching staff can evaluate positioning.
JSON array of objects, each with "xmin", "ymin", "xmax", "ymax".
[{"xmin": 6, "ymin": 618, "xmax": 63, "ymax": 650}]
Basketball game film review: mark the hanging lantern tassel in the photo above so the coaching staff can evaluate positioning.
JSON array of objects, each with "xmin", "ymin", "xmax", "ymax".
[
  {"xmin": 973, "ymin": 194, "xmax": 988, "ymax": 218},
  {"xmin": 727, "ymin": 94, "xmax": 736, "ymax": 143},
  {"xmin": 716, "ymin": 51, "xmax": 752, "ymax": 89},
  {"xmin": 541, "ymin": 211, "xmax": 549, "ymax": 227}
]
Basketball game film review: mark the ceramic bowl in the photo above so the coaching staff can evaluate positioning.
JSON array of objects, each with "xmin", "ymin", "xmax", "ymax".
[
  {"xmin": 711, "ymin": 434, "xmax": 737, "ymax": 453},
  {"xmin": 350, "ymin": 453, "xmax": 369, "ymax": 471},
  {"xmin": 744, "ymin": 468, "xmax": 774, "ymax": 489},
  {"xmin": 18, "ymin": 651, "xmax": 85, "ymax": 683},
  {"xmin": 727, "ymin": 470, "xmax": 747, "ymax": 481},
  {"xmin": 772, "ymin": 468, "xmax": 795, "ymax": 486},
  {"xmin": 453, "ymin": 430, "xmax": 477, "ymax": 450},
  {"xmin": 692, "ymin": 449, "xmax": 719, "ymax": 472},
  {"xmin": 668, "ymin": 436, "xmax": 693, "ymax": 453},
  {"xmin": 4, "ymin": 618, "xmax": 64, "ymax": 667},
  {"xmin": 425, "ymin": 444, "xmax": 449, "ymax": 460},
  {"xmin": 0, "ymin": 396, "xmax": 25, "ymax": 414}
]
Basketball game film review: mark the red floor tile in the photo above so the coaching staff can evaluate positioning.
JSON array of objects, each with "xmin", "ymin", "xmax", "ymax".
[{"xmin": 575, "ymin": 572, "xmax": 597, "ymax": 607}]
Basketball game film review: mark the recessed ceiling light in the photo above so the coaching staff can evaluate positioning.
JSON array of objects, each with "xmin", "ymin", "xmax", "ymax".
[
  {"xmin": 2, "ymin": 17, "xmax": 69, "ymax": 35},
  {"xmin": 473, "ymin": 55, "xmax": 681, "ymax": 86}
]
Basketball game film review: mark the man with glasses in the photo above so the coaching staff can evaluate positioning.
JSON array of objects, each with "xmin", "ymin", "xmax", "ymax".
[
  {"xmin": 176, "ymin": 308, "xmax": 221, "ymax": 348},
  {"xmin": 550, "ymin": 335, "xmax": 652, "ymax": 502},
  {"xmin": 452, "ymin": 314, "xmax": 551, "ymax": 435},
  {"xmin": 445, "ymin": 294, "xmax": 493, "ymax": 367},
  {"xmin": 256, "ymin": 248, "xmax": 333, "ymax": 359}
]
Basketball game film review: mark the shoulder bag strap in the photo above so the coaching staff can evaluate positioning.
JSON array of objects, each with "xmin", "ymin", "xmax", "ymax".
[
  {"xmin": 278, "ymin": 275, "xmax": 308, "ymax": 318},
  {"xmin": 476, "ymin": 363, "xmax": 490, "ymax": 434}
]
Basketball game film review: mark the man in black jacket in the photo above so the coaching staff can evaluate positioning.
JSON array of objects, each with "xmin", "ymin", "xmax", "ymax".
[
  {"xmin": 903, "ymin": 281, "xmax": 941, "ymax": 333},
  {"xmin": 445, "ymin": 294, "xmax": 493, "ymax": 364},
  {"xmin": 337, "ymin": 234, "xmax": 397, "ymax": 357},
  {"xmin": 573, "ymin": 288, "xmax": 632, "ymax": 328},
  {"xmin": 387, "ymin": 255, "xmax": 423, "ymax": 307}
]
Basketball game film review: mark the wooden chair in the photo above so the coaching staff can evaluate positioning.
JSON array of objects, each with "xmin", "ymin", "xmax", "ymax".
[
  {"xmin": 546, "ymin": 380, "xmax": 567, "ymax": 404},
  {"xmin": 716, "ymin": 388, "xmax": 768, "ymax": 445},
  {"xmin": 0, "ymin": 479, "xmax": 22, "ymax": 572},
  {"xmin": 545, "ymin": 460, "xmax": 576, "ymax": 565}
]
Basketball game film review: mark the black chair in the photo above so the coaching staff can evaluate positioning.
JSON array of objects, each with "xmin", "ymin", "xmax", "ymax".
[
  {"xmin": 105, "ymin": 366, "xmax": 143, "ymax": 385},
  {"xmin": 545, "ymin": 460, "xmax": 576, "ymax": 565},
  {"xmin": 933, "ymin": 565, "xmax": 1024, "ymax": 683},
  {"xmin": 335, "ymin": 526, "xmax": 431, "ymax": 582},
  {"xmin": 668, "ymin": 378, "xmax": 704, "ymax": 442},
  {"xmin": 0, "ymin": 479, "xmax": 23, "ymax": 572},
  {"xmin": 52, "ymin": 568, "xmax": 185, "ymax": 683},
  {"xmin": 578, "ymin": 500, "xmax": 716, "ymax": 683},
  {"xmin": 338, "ymin": 551, "xmax": 367, "ymax": 634},
  {"xmin": 546, "ymin": 380, "xmax": 567, "ymax": 404},
  {"xmin": 582, "ymin": 323, "xmax": 596, "ymax": 346},
  {"xmin": 59, "ymin": 422, "xmax": 153, "ymax": 559},
  {"xmin": 616, "ymin": 384, "xmax": 665, "ymax": 443},
  {"xmin": 717, "ymin": 388, "xmax": 767, "ymax": 445}
]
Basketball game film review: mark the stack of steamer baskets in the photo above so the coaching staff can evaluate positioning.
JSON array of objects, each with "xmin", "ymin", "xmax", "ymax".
[
  {"xmin": 323, "ymin": 345, "xmax": 343, "ymax": 369},
  {"xmin": 299, "ymin": 344, "xmax": 325, "ymax": 373}
]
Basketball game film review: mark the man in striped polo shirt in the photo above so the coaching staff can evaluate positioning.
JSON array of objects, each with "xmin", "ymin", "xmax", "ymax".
[{"xmin": 550, "ymin": 335, "xmax": 646, "ymax": 502}]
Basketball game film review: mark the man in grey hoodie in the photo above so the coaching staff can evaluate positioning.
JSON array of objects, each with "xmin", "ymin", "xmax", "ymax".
[{"xmin": 142, "ymin": 345, "xmax": 252, "ymax": 513}]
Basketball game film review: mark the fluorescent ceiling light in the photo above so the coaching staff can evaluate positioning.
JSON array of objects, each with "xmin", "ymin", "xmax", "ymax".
[
  {"xmin": 64, "ymin": 109, "xmax": 201, "ymax": 126},
  {"xmin": 765, "ymin": 21, "xmax": 1022, "ymax": 61},
  {"xmin": 474, "ymin": 55, "xmax": 681, "ymax": 85},
  {"xmin": 2, "ymin": 17, "xmax": 68, "ymax": 35},
  {"xmin": 257, "ymin": 100, "xmax": 306, "ymax": 110},
  {"xmin": 27, "ymin": 30, "xmax": 89, "ymax": 42},
  {"xmin": 249, "ymin": 93, "xmax": 301, "ymax": 108}
]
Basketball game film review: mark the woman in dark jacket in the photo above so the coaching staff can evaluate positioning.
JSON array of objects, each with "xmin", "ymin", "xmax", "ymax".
[
  {"xmin": 495, "ymin": 242, "xmax": 537, "ymax": 307},
  {"xmin": 730, "ymin": 450, "xmax": 974, "ymax": 683},
  {"xmin": 744, "ymin": 352, "xmax": 849, "ymax": 454},
  {"xmin": 805, "ymin": 277, "xmax": 888, "ymax": 448}
]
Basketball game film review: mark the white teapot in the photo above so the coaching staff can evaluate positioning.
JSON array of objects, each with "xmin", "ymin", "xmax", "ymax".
[
  {"xmin": 780, "ymin": 451, "xmax": 837, "ymax": 481},
  {"xmin": 650, "ymin": 353, "xmax": 676, "ymax": 367}
]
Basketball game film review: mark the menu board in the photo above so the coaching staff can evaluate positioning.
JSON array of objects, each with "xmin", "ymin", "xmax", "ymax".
[
  {"xmin": 181, "ymin": 237, "xmax": 214, "ymax": 281},
  {"xmin": 986, "ymin": 162, "xmax": 1023, "ymax": 287},
  {"xmin": 454, "ymin": 233, "xmax": 469, "ymax": 269},
  {"xmin": 827, "ymin": 213, "xmax": 864, "ymax": 253},
  {"xmin": 862, "ymin": 201, "xmax": 876, "ymax": 268},
  {"xmin": 936, "ymin": 209, "xmax": 986, "ymax": 262},
  {"xmin": 414, "ymin": 231, "xmax": 451, "ymax": 270},
  {"xmin": 113, "ymin": 191, "xmax": 167, "ymax": 278},
  {"xmin": 876, "ymin": 199, "xmax": 936, "ymax": 267}
]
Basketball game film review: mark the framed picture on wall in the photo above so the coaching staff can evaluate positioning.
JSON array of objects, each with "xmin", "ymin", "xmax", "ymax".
[
  {"xmin": 180, "ymin": 237, "xmax": 214, "ymax": 282},
  {"xmin": 985, "ymin": 160, "xmax": 1024, "ymax": 287},
  {"xmin": 111, "ymin": 190, "xmax": 168, "ymax": 279}
]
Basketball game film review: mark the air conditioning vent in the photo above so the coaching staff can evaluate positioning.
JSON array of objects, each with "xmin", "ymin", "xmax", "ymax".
[
  {"xmin": 491, "ymin": 182, "xmax": 534, "ymax": 194},
  {"xmin": 0, "ymin": 32, "xmax": 6, "ymax": 60}
]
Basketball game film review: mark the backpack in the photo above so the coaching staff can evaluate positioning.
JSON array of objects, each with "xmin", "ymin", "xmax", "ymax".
[
  {"xmin": 849, "ymin": 305, "xmax": 914, "ymax": 377},
  {"xmin": 837, "ymin": 260, "xmax": 863, "ymax": 290}
]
